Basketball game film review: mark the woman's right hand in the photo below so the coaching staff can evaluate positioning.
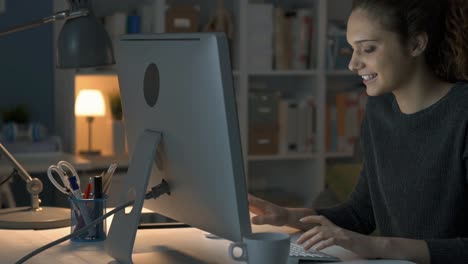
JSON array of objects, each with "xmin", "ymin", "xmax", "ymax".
[
  {"xmin": 248, "ymin": 194, "xmax": 291, "ymax": 226},
  {"xmin": 248, "ymin": 194, "xmax": 318, "ymax": 230}
]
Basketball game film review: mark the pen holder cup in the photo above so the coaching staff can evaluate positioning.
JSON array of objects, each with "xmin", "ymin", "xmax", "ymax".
[{"xmin": 68, "ymin": 196, "xmax": 107, "ymax": 242}]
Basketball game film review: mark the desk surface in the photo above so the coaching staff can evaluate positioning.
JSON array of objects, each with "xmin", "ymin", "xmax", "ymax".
[{"xmin": 0, "ymin": 220, "xmax": 414, "ymax": 264}]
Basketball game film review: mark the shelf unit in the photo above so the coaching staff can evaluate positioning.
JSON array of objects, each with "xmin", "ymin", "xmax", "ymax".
[{"xmin": 53, "ymin": 0, "xmax": 358, "ymax": 207}]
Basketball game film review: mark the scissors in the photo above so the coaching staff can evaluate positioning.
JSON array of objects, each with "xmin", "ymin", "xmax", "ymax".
[{"xmin": 47, "ymin": 161, "xmax": 80, "ymax": 195}]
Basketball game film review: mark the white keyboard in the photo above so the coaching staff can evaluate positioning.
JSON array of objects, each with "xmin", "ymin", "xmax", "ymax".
[{"xmin": 289, "ymin": 243, "xmax": 341, "ymax": 262}]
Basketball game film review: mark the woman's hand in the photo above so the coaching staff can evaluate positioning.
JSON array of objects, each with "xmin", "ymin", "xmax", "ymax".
[
  {"xmin": 248, "ymin": 194, "xmax": 290, "ymax": 226},
  {"xmin": 248, "ymin": 194, "xmax": 317, "ymax": 230},
  {"xmin": 297, "ymin": 215, "xmax": 378, "ymax": 259}
]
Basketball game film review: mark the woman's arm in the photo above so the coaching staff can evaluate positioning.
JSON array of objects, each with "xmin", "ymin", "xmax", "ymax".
[
  {"xmin": 316, "ymin": 167, "xmax": 376, "ymax": 235},
  {"xmin": 285, "ymin": 207, "xmax": 317, "ymax": 230},
  {"xmin": 248, "ymin": 194, "xmax": 318, "ymax": 230},
  {"xmin": 372, "ymin": 237, "xmax": 430, "ymax": 264}
]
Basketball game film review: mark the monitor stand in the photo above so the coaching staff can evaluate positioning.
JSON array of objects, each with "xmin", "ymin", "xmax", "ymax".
[{"xmin": 105, "ymin": 129, "xmax": 163, "ymax": 263}]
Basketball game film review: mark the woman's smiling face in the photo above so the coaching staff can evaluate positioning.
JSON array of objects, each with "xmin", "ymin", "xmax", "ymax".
[{"xmin": 347, "ymin": 8, "xmax": 418, "ymax": 96}]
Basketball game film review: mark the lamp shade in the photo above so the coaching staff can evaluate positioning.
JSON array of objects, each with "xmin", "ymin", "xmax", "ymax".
[
  {"xmin": 57, "ymin": 14, "xmax": 115, "ymax": 68},
  {"xmin": 75, "ymin": 89, "xmax": 106, "ymax": 117}
]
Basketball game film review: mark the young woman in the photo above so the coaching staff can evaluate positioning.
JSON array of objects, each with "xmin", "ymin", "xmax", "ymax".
[{"xmin": 249, "ymin": 0, "xmax": 468, "ymax": 263}]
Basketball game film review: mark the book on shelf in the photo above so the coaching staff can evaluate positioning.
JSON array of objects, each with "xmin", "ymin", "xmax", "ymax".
[
  {"xmin": 139, "ymin": 4, "xmax": 154, "ymax": 33},
  {"xmin": 327, "ymin": 22, "xmax": 353, "ymax": 70},
  {"xmin": 284, "ymin": 99, "xmax": 298, "ymax": 153},
  {"xmin": 345, "ymin": 92, "xmax": 360, "ymax": 141},
  {"xmin": 291, "ymin": 8, "xmax": 314, "ymax": 70},
  {"xmin": 138, "ymin": 0, "xmax": 166, "ymax": 33},
  {"xmin": 273, "ymin": 7, "xmax": 292, "ymax": 70},
  {"xmin": 104, "ymin": 12, "xmax": 127, "ymax": 39},
  {"xmin": 278, "ymin": 96, "xmax": 317, "ymax": 155},
  {"xmin": 248, "ymin": 3, "xmax": 274, "ymax": 72},
  {"xmin": 304, "ymin": 97, "xmax": 317, "ymax": 153},
  {"xmin": 278, "ymin": 99, "xmax": 291, "ymax": 154},
  {"xmin": 273, "ymin": 7, "xmax": 316, "ymax": 71},
  {"xmin": 326, "ymin": 90, "xmax": 367, "ymax": 153},
  {"xmin": 326, "ymin": 105, "xmax": 338, "ymax": 152},
  {"xmin": 248, "ymin": 91, "xmax": 317, "ymax": 156},
  {"xmin": 335, "ymin": 92, "xmax": 347, "ymax": 151}
]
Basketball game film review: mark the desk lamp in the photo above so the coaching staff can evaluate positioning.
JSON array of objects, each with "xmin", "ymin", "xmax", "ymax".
[
  {"xmin": 0, "ymin": 0, "xmax": 114, "ymax": 229},
  {"xmin": 75, "ymin": 89, "xmax": 106, "ymax": 155}
]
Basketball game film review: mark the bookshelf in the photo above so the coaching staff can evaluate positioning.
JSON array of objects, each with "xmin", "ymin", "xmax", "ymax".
[{"xmin": 53, "ymin": 0, "xmax": 361, "ymax": 207}]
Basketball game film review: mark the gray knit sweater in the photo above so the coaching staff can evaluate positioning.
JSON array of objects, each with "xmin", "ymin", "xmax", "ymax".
[{"xmin": 317, "ymin": 82, "xmax": 468, "ymax": 263}]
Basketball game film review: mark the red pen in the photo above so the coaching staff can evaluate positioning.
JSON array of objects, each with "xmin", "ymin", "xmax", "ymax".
[{"xmin": 84, "ymin": 177, "xmax": 93, "ymax": 199}]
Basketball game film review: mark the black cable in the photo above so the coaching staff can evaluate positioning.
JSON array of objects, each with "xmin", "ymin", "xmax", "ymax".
[
  {"xmin": 0, "ymin": 169, "xmax": 17, "ymax": 187},
  {"xmin": 145, "ymin": 179, "xmax": 170, "ymax": 199}
]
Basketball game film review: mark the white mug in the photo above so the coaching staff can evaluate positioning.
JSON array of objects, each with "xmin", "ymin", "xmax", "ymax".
[{"xmin": 228, "ymin": 232, "xmax": 290, "ymax": 264}]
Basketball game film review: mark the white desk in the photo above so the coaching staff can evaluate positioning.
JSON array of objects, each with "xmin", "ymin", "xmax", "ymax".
[{"xmin": 0, "ymin": 221, "xmax": 414, "ymax": 264}]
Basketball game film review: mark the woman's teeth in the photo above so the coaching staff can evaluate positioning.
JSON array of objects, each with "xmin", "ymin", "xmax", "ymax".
[{"xmin": 362, "ymin": 74, "xmax": 377, "ymax": 81}]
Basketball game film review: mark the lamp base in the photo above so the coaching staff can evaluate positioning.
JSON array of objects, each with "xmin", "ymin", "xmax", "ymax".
[
  {"xmin": 79, "ymin": 150, "xmax": 101, "ymax": 156},
  {"xmin": 0, "ymin": 206, "xmax": 70, "ymax": 229}
]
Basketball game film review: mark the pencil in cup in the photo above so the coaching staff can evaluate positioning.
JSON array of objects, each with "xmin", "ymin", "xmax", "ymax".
[
  {"xmin": 68, "ymin": 176, "xmax": 95, "ymax": 237},
  {"xmin": 103, "ymin": 163, "xmax": 117, "ymax": 194},
  {"xmin": 93, "ymin": 175, "xmax": 106, "ymax": 240}
]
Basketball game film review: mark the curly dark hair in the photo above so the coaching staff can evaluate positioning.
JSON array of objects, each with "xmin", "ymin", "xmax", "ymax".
[{"xmin": 352, "ymin": 0, "xmax": 468, "ymax": 82}]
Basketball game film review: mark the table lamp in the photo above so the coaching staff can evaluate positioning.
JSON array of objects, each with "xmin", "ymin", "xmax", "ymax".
[
  {"xmin": 0, "ymin": 0, "xmax": 114, "ymax": 229},
  {"xmin": 1, "ymin": 0, "xmax": 115, "ymax": 68},
  {"xmin": 75, "ymin": 89, "xmax": 106, "ymax": 155}
]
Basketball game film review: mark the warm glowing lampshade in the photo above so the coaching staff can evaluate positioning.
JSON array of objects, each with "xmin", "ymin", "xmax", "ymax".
[
  {"xmin": 75, "ymin": 89, "xmax": 105, "ymax": 155},
  {"xmin": 75, "ymin": 89, "xmax": 106, "ymax": 117}
]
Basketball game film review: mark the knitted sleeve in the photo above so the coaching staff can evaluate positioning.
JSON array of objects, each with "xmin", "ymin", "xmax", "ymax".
[
  {"xmin": 422, "ymin": 109, "xmax": 468, "ymax": 264},
  {"xmin": 315, "ymin": 166, "xmax": 376, "ymax": 235},
  {"xmin": 316, "ymin": 108, "xmax": 376, "ymax": 234},
  {"xmin": 425, "ymin": 238, "xmax": 468, "ymax": 264}
]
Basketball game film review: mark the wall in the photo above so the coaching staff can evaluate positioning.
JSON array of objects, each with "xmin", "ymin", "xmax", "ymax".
[
  {"xmin": 328, "ymin": 0, "xmax": 353, "ymax": 21},
  {"xmin": 0, "ymin": 0, "xmax": 54, "ymax": 132}
]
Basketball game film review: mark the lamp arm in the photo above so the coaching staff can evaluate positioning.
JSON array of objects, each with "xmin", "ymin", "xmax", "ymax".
[
  {"xmin": 0, "ymin": 8, "xmax": 90, "ymax": 37},
  {"xmin": 0, "ymin": 144, "xmax": 43, "ymax": 211}
]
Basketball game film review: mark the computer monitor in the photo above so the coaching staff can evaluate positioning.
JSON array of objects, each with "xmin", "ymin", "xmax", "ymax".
[{"xmin": 105, "ymin": 33, "xmax": 251, "ymax": 262}]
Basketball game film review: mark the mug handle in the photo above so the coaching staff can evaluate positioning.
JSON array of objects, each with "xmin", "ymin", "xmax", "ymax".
[{"xmin": 228, "ymin": 242, "xmax": 247, "ymax": 261}]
